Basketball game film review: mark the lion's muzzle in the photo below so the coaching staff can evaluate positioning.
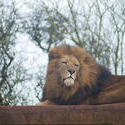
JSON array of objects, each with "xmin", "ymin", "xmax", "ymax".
[{"xmin": 64, "ymin": 77, "xmax": 74, "ymax": 87}]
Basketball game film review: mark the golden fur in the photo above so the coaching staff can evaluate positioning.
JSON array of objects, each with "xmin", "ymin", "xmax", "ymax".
[{"xmin": 37, "ymin": 45, "xmax": 125, "ymax": 105}]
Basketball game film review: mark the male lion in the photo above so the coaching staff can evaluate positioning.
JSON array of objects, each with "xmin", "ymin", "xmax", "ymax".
[{"xmin": 37, "ymin": 45, "xmax": 125, "ymax": 105}]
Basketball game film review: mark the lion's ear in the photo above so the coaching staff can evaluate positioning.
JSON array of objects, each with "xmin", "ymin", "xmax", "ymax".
[
  {"xmin": 49, "ymin": 52, "xmax": 60, "ymax": 61},
  {"xmin": 83, "ymin": 57, "xmax": 90, "ymax": 64}
]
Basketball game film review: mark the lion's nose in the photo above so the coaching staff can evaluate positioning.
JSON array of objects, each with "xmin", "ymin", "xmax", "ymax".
[{"xmin": 68, "ymin": 69, "xmax": 75, "ymax": 75}]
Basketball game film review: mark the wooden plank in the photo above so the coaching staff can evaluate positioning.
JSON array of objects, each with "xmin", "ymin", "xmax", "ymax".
[{"xmin": 0, "ymin": 103, "xmax": 125, "ymax": 124}]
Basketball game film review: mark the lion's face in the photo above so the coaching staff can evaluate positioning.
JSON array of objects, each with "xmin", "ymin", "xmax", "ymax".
[{"xmin": 58, "ymin": 55, "xmax": 80, "ymax": 87}]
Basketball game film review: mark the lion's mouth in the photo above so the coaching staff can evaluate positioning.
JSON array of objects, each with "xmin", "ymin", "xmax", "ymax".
[{"xmin": 63, "ymin": 76, "xmax": 75, "ymax": 87}]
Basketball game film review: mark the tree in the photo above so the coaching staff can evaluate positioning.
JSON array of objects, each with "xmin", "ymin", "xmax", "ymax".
[
  {"xmin": 0, "ymin": 1, "xmax": 29, "ymax": 105},
  {"xmin": 23, "ymin": 1, "xmax": 68, "ymax": 53},
  {"xmin": 24, "ymin": 0, "xmax": 111, "ymax": 67},
  {"xmin": 106, "ymin": 0, "xmax": 125, "ymax": 75}
]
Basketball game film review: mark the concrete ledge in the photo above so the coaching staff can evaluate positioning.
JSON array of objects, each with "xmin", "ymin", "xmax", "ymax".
[{"xmin": 0, "ymin": 103, "xmax": 125, "ymax": 124}]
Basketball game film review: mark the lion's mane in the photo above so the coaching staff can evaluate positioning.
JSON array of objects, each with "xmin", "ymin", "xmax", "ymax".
[{"xmin": 42, "ymin": 45, "xmax": 111, "ymax": 105}]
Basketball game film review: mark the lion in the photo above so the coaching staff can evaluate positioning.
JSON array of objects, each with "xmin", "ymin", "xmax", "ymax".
[{"xmin": 36, "ymin": 45, "xmax": 125, "ymax": 105}]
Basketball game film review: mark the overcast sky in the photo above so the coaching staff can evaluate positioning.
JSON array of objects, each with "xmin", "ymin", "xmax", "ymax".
[{"xmin": 12, "ymin": 0, "xmax": 48, "ymax": 105}]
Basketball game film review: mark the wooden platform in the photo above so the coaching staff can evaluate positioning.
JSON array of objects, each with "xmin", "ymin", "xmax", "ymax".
[{"xmin": 0, "ymin": 103, "xmax": 125, "ymax": 124}]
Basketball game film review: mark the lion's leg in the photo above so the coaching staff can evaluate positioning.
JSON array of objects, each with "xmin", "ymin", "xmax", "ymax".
[
  {"xmin": 81, "ymin": 76, "xmax": 125, "ymax": 105},
  {"xmin": 35, "ymin": 100, "xmax": 55, "ymax": 106},
  {"xmin": 96, "ymin": 81, "xmax": 125, "ymax": 104}
]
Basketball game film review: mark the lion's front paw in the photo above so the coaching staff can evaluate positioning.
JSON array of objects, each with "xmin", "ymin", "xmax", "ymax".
[{"xmin": 35, "ymin": 100, "xmax": 55, "ymax": 106}]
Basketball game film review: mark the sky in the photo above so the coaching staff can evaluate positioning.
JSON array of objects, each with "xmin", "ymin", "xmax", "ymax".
[
  {"xmin": 15, "ymin": 34, "xmax": 48, "ymax": 105},
  {"xmin": 13, "ymin": 0, "xmax": 48, "ymax": 105}
]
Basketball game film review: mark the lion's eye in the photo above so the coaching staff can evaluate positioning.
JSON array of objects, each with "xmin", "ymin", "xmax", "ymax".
[
  {"xmin": 74, "ymin": 64, "xmax": 79, "ymax": 67},
  {"xmin": 62, "ymin": 61, "xmax": 68, "ymax": 65}
]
